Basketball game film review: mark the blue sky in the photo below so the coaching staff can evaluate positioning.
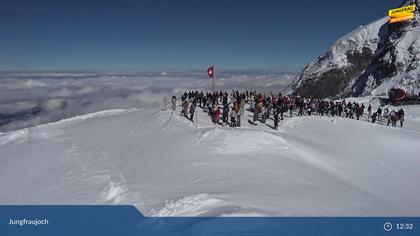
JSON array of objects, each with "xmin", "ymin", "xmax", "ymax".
[{"xmin": 0, "ymin": 0, "xmax": 399, "ymax": 70}]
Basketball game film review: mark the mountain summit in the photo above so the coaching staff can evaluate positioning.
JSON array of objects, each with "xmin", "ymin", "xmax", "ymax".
[{"xmin": 290, "ymin": 0, "xmax": 420, "ymax": 98}]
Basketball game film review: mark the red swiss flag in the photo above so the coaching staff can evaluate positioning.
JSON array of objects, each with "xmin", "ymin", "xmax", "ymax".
[{"xmin": 207, "ymin": 65, "xmax": 215, "ymax": 79}]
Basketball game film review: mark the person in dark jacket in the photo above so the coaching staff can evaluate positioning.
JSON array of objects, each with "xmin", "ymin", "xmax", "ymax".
[
  {"xmin": 189, "ymin": 103, "xmax": 196, "ymax": 121},
  {"xmin": 222, "ymin": 93, "xmax": 228, "ymax": 108},
  {"xmin": 222, "ymin": 106, "xmax": 229, "ymax": 125},
  {"xmin": 367, "ymin": 104, "xmax": 372, "ymax": 121},
  {"xmin": 273, "ymin": 109, "xmax": 279, "ymax": 130},
  {"xmin": 355, "ymin": 103, "xmax": 360, "ymax": 120},
  {"xmin": 298, "ymin": 102, "xmax": 304, "ymax": 116},
  {"xmin": 253, "ymin": 101, "xmax": 259, "ymax": 124},
  {"xmin": 338, "ymin": 103, "xmax": 343, "ymax": 117},
  {"xmin": 398, "ymin": 108, "xmax": 405, "ymax": 127},
  {"xmin": 377, "ymin": 107, "xmax": 382, "ymax": 120},
  {"xmin": 371, "ymin": 112, "xmax": 377, "ymax": 124}
]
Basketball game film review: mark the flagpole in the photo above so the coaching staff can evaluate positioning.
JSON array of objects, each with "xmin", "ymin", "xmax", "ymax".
[
  {"xmin": 212, "ymin": 64, "xmax": 215, "ymax": 93},
  {"xmin": 212, "ymin": 76, "xmax": 215, "ymax": 93}
]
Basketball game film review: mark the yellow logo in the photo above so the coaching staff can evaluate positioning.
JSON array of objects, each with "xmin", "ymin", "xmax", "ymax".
[{"xmin": 389, "ymin": 5, "xmax": 416, "ymax": 17}]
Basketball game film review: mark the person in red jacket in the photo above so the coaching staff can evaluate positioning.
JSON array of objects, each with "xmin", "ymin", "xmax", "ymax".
[{"xmin": 214, "ymin": 106, "xmax": 221, "ymax": 124}]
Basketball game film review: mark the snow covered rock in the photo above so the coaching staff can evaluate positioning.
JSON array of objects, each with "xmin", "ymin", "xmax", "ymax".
[{"xmin": 290, "ymin": 0, "xmax": 420, "ymax": 98}]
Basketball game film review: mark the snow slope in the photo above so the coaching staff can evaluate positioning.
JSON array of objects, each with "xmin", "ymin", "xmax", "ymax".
[{"xmin": 1, "ymin": 102, "xmax": 420, "ymax": 216}]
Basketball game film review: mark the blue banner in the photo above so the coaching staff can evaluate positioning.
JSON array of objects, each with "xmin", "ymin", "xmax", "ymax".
[{"xmin": 1, "ymin": 205, "xmax": 418, "ymax": 236}]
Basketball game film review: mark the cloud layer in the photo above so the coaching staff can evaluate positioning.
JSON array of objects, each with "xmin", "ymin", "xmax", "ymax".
[{"xmin": 0, "ymin": 70, "xmax": 294, "ymax": 132}]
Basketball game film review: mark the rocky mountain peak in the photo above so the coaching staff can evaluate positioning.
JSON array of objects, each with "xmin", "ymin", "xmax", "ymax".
[{"xmin": 290, "ymin": 0, "xmax": 420, "ymax": 98}]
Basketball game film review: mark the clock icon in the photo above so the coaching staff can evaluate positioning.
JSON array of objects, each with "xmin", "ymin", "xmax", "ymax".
[{"xmin": 384, "ymin": 222, "xmax": 393, "ymax": 232}]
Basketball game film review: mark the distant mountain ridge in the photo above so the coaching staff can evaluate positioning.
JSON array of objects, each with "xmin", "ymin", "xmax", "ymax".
[{"xmin": 290, "ymin": 0, "xmax": 420, "ymax": 98}]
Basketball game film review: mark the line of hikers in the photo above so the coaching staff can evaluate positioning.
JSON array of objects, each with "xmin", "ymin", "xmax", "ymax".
[{"xmin": 170, "ymin": 90, "xmax": 406, "ymax": 129}]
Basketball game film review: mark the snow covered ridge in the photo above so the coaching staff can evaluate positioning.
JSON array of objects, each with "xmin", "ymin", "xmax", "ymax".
[
  {"xmin": 0, "ymin": 109, "xmax": 136, "ymax": 146},
  {"xmin": 1, "ymin": 99, "xmax": 420, "ymax": 216},
  {"xmin": 290, "ymin": 0, "xmax": 420, "ymax": 98}
]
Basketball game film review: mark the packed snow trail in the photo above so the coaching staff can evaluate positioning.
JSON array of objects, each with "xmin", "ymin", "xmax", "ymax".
[{"xmin": 0, "ymin": 103, "xmax": 420, "ymax": 216}]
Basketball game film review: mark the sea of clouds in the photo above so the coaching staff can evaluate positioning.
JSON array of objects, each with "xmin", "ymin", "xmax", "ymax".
[{"xmin": 0, "ymin": 69, "xmax": 295, "ymax": 132}]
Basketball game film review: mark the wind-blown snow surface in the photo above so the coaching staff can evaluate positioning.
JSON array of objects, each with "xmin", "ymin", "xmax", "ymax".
[{"xmin": 1, "ymin": 102, "xmax": 420, "ymax": 216}]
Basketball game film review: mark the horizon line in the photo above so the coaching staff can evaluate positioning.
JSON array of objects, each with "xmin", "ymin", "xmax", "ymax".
[{"xmin": 0, "ymin": 66, "xmax": 303, "ymax": 73}]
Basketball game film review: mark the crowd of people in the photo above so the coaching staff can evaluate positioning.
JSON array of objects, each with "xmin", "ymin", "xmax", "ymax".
[{"xmin": 169, "ymin": 90, "xmax": 406, "ymax": 129}]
